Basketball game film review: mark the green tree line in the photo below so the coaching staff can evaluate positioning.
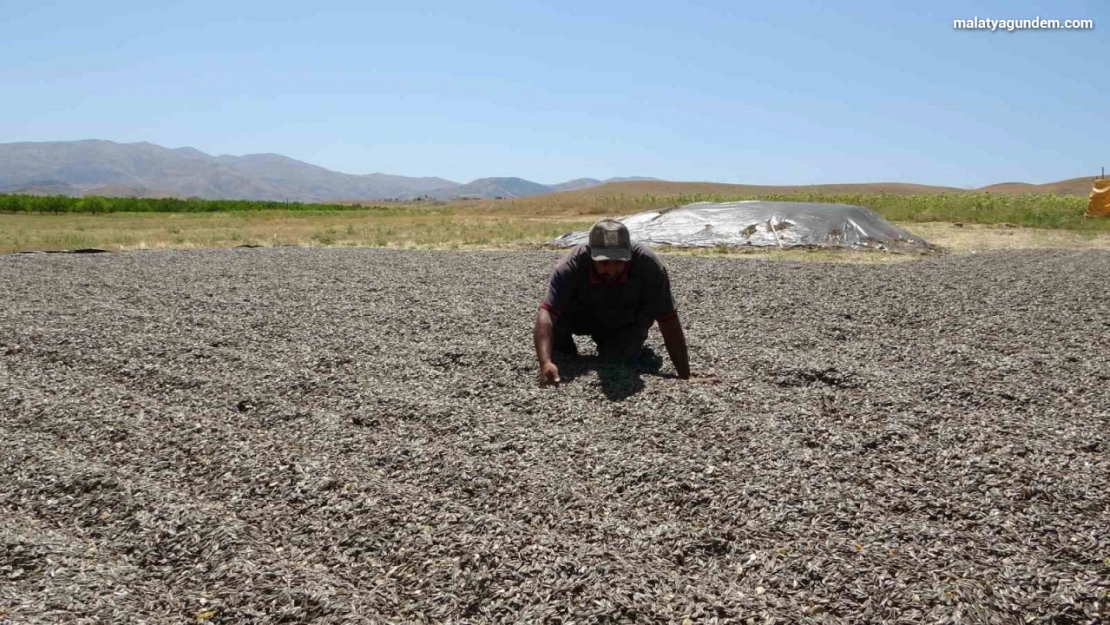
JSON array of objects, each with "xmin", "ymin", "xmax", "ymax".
[{"xmin": 0, "ymin": 194, "xmax": 383, "ymax": 214}]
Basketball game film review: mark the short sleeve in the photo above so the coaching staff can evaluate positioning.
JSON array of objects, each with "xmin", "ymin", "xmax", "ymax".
[
  {"xmin": 637, "ymin": 246, "xmax": 677, "ymax": 323},
  {"xmin": 650, "ymin": 265, "xmax": 678, "ymax": 323},
  {"xmin": 540, "ymin": 246, "xmax": 584, "ymax": 316}
]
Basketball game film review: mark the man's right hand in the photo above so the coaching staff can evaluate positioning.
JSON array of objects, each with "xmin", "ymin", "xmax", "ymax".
[{"xmin": 538, "ymin": 361, "xmax": 560, "ymax": 387}]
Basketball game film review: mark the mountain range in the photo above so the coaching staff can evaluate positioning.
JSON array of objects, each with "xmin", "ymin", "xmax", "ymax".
[
  {"xmin": 0, "ymin": 140, "xmax": 1097, "ymax": 201},
  {"xmin": 0, "ymin": 140, "xmax": 656, "ymax": 202}
]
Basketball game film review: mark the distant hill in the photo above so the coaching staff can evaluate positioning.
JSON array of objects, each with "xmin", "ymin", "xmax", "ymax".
[
  {"xmin": 547, "ymin": 176, "xmax": 660, "ymax": 194},
  {"xmin": 213, "ymin": 152, "xmax": 457, "ymax": 199},
  {"xmin": 0, "ymin": 140, "xmax": 463, "ymax": 202},
  {"xmin": 419, "ymin": 177, "xmax": 553, "ymax": 200},
  {"xmin": 0, "ymin": 141, "xmax": 297, "ymax": 200},
  {"xmin": 0, "ymin": 180, "xmax": 85, "ymax": 196},
  {"xmin": 572, "ymin": 180, "xmax": 969, "ymax": 196},
  {"xmin": 977, "ymin": 182, "xmax": 1038, "ymax": 194},
  {"xmin": 548, "ymin": 178, "xmax": 603, "ymax": 193},
  {"xmin": 84, "ymin": 185, "xmax": 179, "ymax": 198},
  {"xmin": 978, "ymin": 177, "xmax": 1096, "ymax": 196},
  {"xmin": 0, "ymin": 140, "xmax": 659, "ymax": 202},
  {"xmin": 571, "ymin": 178, "xmax": 1097, "ymax": 197},
  {"xmin": 0, "ymin": 180, "xmax": 174, "ymax": 199},
  {"xmin": 414, "ymin": 176, "xmax": 662, "ymax": 200}
]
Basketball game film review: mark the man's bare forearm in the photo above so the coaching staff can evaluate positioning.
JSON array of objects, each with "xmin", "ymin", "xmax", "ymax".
[
  {"xmin": 534, "ymin": 308, "xmax": 556, "ymax": 365},
  {"xmin": 658, "ymin": 316, "xmax": 690, "ymax": 379}
]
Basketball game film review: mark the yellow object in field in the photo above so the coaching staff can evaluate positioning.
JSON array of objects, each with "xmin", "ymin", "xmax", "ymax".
[{"xmin": 1087, "ymin": 178, "xmax": 1110, "ymax": 218}]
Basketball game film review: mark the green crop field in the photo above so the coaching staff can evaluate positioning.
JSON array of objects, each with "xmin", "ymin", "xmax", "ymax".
[
  {"xmin": 0, "ymin": 195, "xmax": 394, "ymax": 214},
  {"xmin": 0, "ymin": 191, "xmax": 1105, "ymax": 255},
  {"xmin": 466, "ymin": 192, "xmax": 1101, "ymax": 231}
]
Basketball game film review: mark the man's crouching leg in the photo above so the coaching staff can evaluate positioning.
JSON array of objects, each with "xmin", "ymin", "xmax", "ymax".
[{"xmin": 595, "ymin": 326, "xmax": 652, "ymax": 366}]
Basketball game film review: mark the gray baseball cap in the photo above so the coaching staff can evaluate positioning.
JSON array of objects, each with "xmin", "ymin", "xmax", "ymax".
[{"xmin": 588, "ymin": 219, "xmax": 632, "ymax": 261}]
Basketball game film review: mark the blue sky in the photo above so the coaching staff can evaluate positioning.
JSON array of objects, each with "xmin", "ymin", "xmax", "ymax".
[{"xmin": 2, "ymin": 0, "xmax": 1106, "ymax": 186}]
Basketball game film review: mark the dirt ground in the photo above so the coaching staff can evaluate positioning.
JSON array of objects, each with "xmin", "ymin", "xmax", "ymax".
[
  {"xmin": 1, "ymin": 248, "xmax": 1107, "ymax": 623},
  {"xmin": 901, "ymin": 222, "xmax": 1110, "ymax": 253}
]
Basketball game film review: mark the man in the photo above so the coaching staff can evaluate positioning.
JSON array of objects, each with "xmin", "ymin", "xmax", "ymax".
[{"xmin": 533, "ymin": 219, "xmax": 717, "ymax": 386}]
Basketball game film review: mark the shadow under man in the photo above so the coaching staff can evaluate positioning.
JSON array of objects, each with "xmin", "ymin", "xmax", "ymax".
[{"xmin": 553, "ymin": 346, "xmax": 664, "ymax": 401}]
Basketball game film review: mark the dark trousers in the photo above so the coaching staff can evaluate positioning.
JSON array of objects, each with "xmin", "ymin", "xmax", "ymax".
[{"xmin": 553, "ymin": 314, "xmax": 649, "ymax": 362}]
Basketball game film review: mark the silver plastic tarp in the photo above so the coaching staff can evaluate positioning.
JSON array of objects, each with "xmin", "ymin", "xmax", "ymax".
[{"xmin": 552, "ymin": 201, "xmax": 931, "ymax": 251}]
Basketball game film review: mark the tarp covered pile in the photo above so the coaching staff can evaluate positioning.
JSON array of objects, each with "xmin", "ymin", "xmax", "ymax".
[{"xmin": 552, "ymin": 201, "xmax": 932, "ymax": 251}]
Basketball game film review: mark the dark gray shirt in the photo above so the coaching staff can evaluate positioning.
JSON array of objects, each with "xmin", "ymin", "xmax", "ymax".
[{"xmin": 541, "ymin": 243, "xmax": 677, "ymax": 331}]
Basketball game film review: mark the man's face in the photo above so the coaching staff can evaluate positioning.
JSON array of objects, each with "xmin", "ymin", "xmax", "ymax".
[{"xmin": 595, "ymin": 259, "xmax": 627, "ymax": 282}]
